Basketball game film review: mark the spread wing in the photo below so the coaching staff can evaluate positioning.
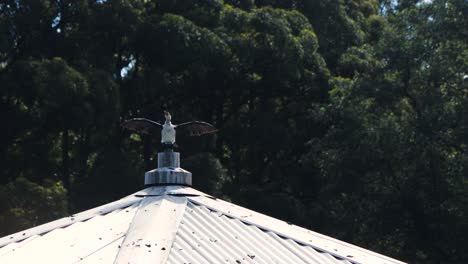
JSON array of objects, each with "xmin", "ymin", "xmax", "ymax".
[
  {"xmin": 121, "ymin": 118, "xmax": 162, "ymax": 135},
  {"xmin": 175, "ymin": 121, "xmax": 218, "ymax": 136}
]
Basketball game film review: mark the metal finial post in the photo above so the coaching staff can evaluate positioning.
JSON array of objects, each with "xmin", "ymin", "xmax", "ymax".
[
  {"xmin": 144, "ymin": 149, "xmax": 192, "ymax": 186},
  {"xmin": 121, "ymin": 111, "xmax": 218, "ymax": 186}
]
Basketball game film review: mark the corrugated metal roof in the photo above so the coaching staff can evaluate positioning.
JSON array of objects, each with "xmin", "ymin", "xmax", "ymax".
[
  {"xmin": 167, "ymin": 202, "xmax": 355, "ymax": 264},
  {"xmin": 0, "ymin": 186, "xmax": 406, "ymax": 264}
]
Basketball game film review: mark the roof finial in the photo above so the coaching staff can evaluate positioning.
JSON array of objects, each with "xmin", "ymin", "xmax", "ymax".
[
  {"xmin": 122, "ymin": 111, "xmax": 217, "ymax": 150},
  {"xmin": 121, "ymin": 112, "xmax": 218, "ymax": 185}
]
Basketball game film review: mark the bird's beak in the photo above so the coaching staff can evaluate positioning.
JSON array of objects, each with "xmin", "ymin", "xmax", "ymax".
[{"xmin": 164, "ymin": 111, "xmax": 171, "ymax": 120}]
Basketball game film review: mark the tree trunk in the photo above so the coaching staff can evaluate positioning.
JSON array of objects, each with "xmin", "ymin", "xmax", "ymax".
[{"xmin": 62, "ymin": 128, "xmax": 70, "ymax": 192}]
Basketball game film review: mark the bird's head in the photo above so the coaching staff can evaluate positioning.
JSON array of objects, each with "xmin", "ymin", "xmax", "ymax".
[{"xmin": 164, "ymin": 111, "xmax": 172, "ymax": 122}]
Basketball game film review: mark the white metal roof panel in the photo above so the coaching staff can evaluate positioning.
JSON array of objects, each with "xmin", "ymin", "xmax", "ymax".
[
  {"xmin": 0, "ymin": 186, "xmax": 406, "ymax": 264},
  {"xmin": 0, "ymin": 204, "xmax": 139, "ymax": 264},
  {"xmin": 166, "ymin": 201, "xmax": 354, "ymax": 264},
  {"xmin": 187, "ymin": 195, "xmax": 403, "ymax": 264},
  {"xmin": 0, "ymin": 191, "xmax": 143, "ymax": 248}
]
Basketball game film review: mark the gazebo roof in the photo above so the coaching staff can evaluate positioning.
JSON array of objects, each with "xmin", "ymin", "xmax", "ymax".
[{"xmin": 0, "ymin": 185, "xmax": 405, "ymax": 264}]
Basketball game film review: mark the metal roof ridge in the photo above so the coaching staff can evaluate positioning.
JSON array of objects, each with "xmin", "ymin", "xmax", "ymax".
[
  {"xmin": 114, "ymin": 195, "xmax": 187, "ymax": 264},
  {"xmin": 187, "ymin": 195, "xmax": 407, "ymax": 264}
]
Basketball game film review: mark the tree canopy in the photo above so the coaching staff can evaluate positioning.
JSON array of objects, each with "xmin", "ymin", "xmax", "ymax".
[{"xmin": 0, "ymin": 1, "xmax": 467, "ymax": 263}]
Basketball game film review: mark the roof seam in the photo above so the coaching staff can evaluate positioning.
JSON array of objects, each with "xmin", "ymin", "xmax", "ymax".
[
  {"xmin": 0, "ymin": 235, "xmax": 39, "ymax": 257},
  {"xmin": 72, "ymin": 234, "xmax": 125, "ymax": 264}
]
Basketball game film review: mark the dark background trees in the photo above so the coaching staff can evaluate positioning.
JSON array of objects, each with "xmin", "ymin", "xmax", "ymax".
[{"xmin": 0, "ymin": 0, "xmax": 466, "ymax": 263}]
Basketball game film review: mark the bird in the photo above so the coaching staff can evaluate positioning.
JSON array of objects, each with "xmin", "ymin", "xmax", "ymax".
[{"xmin": 121, "ymin": 111, "xmax": 217, "ymax": 149}]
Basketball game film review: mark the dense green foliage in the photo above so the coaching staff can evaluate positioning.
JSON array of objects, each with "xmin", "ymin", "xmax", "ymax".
[{"xmin": 0, "ymin": 0, "xmax": 467, "ymax": 263}]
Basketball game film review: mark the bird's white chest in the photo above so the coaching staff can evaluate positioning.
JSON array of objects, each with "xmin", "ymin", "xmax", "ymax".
[{"xmin": 161, "ymin": 123, "xmax": 176, "ymax": 143}]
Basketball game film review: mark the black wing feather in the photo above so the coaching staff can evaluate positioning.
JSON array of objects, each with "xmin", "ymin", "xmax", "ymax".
[
  {"xmin": 176, "ymin": 121, "xmax": 218, "ymax": 136},
  {"xmin": 121, "ymin": 118, "xmax": 162, "ymax": 135}
]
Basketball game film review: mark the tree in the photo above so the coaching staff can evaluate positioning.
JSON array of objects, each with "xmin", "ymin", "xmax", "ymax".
[
  {"xmin": 304, "ymin": 0, "xmax": 468, "ymax": 262},
  {"xmin": 0, "ymin": 1, "xmax": 466, "ymax": 263}
]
